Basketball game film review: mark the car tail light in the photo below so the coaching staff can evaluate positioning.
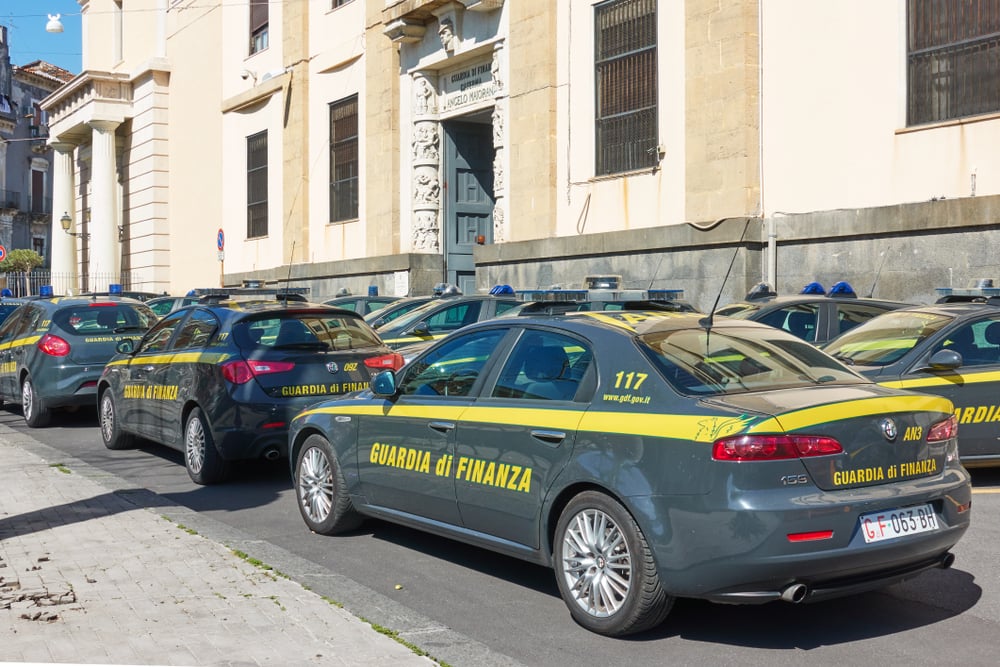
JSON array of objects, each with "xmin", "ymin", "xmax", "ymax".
[
  {"xmin": 38, "ymin": 334, "xmax": 71, "ymax": 357},
  {"xmin": 927, "ymin": 415, "xmax": 957, "ymax": 442},
  {"xmin": 220, "ymin": 359, "xmax": 295, "ymax": 384},
  {"xmin": 786, "ymin": 530, "xmax": 834, "ymax": 542},
  {"xmin": 712, "ymin": 434, "xmax": 843, "ymax": 461},
  {"xmin": 364, "ymin": 353, "xmax": 405, "ymax": 371}
]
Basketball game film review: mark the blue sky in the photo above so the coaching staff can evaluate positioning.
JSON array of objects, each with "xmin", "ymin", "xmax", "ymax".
[{"xmin": 2, "ymin": 1, "xmax": 83, "ymax": 73}]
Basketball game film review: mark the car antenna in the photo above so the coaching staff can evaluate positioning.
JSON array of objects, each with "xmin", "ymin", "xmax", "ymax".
[
  {"xmin": 647, "ymin": 253, "xmax": 667, "ymax": 290},
  {"xmin": 867, "ymin": 247, "xmax": 889, "ymax": 298},
  {"xmin": 283, "ymin": 240, "xmax": 296, "ymax": 306},
  {"xmin": 698, "ymin": 218, "xmax": 752, "ymax": 330}
]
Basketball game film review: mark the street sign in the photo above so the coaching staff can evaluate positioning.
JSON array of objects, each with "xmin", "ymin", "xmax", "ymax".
[
  {"xmin": 0, "ymin": 245, "xmax": 7, "ymax": 262},
  {"xmin": 217, "ymin": 228, "xmax": 225, "ymax": 251}
]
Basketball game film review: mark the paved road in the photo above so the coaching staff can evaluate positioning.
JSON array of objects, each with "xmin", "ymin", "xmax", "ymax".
[{"xmin": 7, "ymin": 406, "xmax": 1000, "ymax": 667}]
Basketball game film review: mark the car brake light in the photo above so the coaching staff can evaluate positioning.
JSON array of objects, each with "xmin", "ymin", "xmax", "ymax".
[
  {"xmin": 220, "ymin": 359, "xmax": 296, "ymax": 384},
  {"xmin": 364, "ymin": 353, "xmax": 405, "ymax": 371},
  {"xmin": 712, "ymin": 434, "xmax": 843, "ymax": 461},
  {"xmin": 38, "ymin": 334, "xmax": 71, "ymax": 357},
  {"xmin": 927, "ymin": 415, "xmax": 957, "ymax": 442}
]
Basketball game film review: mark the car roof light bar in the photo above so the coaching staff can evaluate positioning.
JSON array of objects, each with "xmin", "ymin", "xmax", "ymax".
[{"xmin": 515, "ymin": 288, "xmax": 685, "ymax": 303}]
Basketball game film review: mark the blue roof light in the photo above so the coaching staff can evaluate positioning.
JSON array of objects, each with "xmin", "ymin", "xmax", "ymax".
[
  {"xmin": 39, "ymin": 285, "xmax": 54, "ymax": 297},
  {"xmin": 800, "ymin": 281, "xmax": 825, "ymax": 295},
  {"xmin": 0, "ymin": 288, "xmax": 12, "ymax": 297},
  {"xmin": 109, "ymin": 283, "xmax": 123, "ymax": 295},
  {"xmin": 490, "ymin": 284, "xmax": 514, "ymax": 295},
  {"xmin": 826, "ymin": 281, "xmax": 857, "ymax": 298}
]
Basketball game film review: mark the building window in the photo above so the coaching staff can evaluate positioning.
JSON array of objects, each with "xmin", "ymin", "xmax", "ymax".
[
  {"xmin": 247, "ymin": 131, "xmax": 268, "ymax": 238},
  {"xmin": 908, "ymin": 0, "xmax": 1000, "ymax": 125},
  {"xmin": 594, "ymin": 0, "xmax": 658, "ymax": 175},
  {"xmin": 32, "ymin": 237, "xmax": 44, "ymax": 259},
  {"xmin": 329, "ymin": 95, "xmax": 359, "ymax": 222},
  {"xmin": 332, "ymin": 0, "xmax": 354, "ymax": 8},
  {"xmin": 250, "ymin": 0, "xmax": 269, "ymax": 55}
]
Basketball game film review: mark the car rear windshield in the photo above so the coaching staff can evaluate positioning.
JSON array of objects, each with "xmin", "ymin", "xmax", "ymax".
[
  {"xmin": 52, "ymin": 303, "xmax": 158, "ymax": 336},
  {"xmin": 637, "ymin": 325, "xmax": 865, "ymax": 396},
  {"xmin": 822, "ymin": 310, "xmax": 953, "ymax": 367},
  {"xmin": 233, "ymin": 313, "xmax": 383, "ymax": 351}
]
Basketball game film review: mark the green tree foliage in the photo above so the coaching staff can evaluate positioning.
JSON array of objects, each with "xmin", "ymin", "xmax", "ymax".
[{"xmin": 0, "ymin": 249, "xmax": 45, "ymax": 273}]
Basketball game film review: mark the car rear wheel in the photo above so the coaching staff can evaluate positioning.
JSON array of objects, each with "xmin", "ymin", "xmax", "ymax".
[
  {"xmin": 99, "ymin": 390, "xmax": 134, "ymax": 450},
  {"xmin": 295, "ymin": 434, "xmax": 361, "ymax": 534},
  {"xmin": 184, "ymin": 407, "xmax": 228, "ymax": 485},
  {"xmin": 21, "ymin": 375, "xmax": 51, "ymax": 428},
  {"xmin": 553, "ymin": 491, "xmax": 673, "ymax": 636}
]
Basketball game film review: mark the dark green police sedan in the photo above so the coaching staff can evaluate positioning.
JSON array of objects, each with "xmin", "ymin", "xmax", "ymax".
[{"xmin": 288, "ymin": 310, "xmax": 971, "ymax": 636}]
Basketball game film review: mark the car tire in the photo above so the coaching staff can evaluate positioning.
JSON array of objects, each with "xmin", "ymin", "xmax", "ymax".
[
  {"xmin": 295, "ymin": 434, "xmax": 362, "ymax": 535},
  {"xmin": 553, "ymin": 491, "xmax": 673, "ymax": 637},
  {"xmin": 21, "ymin": 375, "xmax": 51, "ymax": 428},
  {"xmin": 99, "ymin": 390, "xmax": 134, "ymax": 450},
  {"xmin": 184, "ymin": 407, "xmax": 229, "ymax": 485}
]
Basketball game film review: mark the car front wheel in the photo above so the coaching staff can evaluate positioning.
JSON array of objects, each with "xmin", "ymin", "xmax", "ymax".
[
  {"xmin": 295, "ymin": 434, "xmax": 361, "ymax": 534},
  {"xmin": 21, "ymin": 375, "xmax": 51, "ymax": 428},
  {"xmin": 184, "ymin": 407, "xmax": 228, "ymax": 485},
  {"xmin": 553, "ymin": 491, "xmax": 673, "ymax": 636},
  {"xmin": 99, "ymin": 390, "xmax": 134, "ymax": 450}
]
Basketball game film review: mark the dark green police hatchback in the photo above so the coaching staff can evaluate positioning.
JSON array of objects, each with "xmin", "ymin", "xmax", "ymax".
[{"xmin": 288, "ymin": 310, "xmax": 972, "ymax": 636}]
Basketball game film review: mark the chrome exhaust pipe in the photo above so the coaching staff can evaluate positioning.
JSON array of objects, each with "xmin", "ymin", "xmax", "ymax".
[
  {"xmin": 263, "ymin": 448, "xmax": 281, "ymax": 461},
  {"xmin": 780, "ymin": 583, "xmax": 808, "ymax": 603}
]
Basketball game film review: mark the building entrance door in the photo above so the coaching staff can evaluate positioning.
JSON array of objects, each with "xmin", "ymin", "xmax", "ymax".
[{"xmin": 443, "ymin": 120, "xmax": 494, "ymax": 295}]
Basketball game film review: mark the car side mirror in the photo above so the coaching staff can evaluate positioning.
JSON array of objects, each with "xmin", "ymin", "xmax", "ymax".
[
  {"xmin": 115, "ymin": 339, "xmax": 136, "ymax": 355},
  {"xmin": 924, "ymin": 349, "xmax": 962, "ymax": 371},
  {"xmin": 406, "ymin": 321, "xmax": 430, "ymax": 337},
  {"xmin": 371, "ymin": 370, "xmax": 399, "ymax": 397}
]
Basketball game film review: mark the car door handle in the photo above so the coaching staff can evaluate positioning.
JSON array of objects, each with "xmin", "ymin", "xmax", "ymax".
[
  {"xmin": 429, "ymin": 421, "xmax": 455, "ymax": 433},
  {"xmin": 531, "ymin": 429, "xmax": 566, "ymax": 445}
]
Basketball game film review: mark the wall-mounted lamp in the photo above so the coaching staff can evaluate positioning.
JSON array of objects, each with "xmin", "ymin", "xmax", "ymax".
[
  {"xmin": 118, "ymin": 224, "xmax": 124, "ymax": 241},
  {"xmin": 240, "ymin": 69, "xmax": 258, "ymax": 84},
  {"xmin": 46, "ymin": 14, "xmax": 64, "ymax": 34},
  {"xmin": 60, "ymin": 212, "xmax": 89, "ymax": 239}
]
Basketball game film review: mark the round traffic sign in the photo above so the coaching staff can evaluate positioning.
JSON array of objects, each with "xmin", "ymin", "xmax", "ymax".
[
  {"xmin": 217, "ymin": 228, "xmax": 225, "ymax": 251},
  {"xmin": 0, "ymin": 245, "xmax": 7, "ymax": 262}
]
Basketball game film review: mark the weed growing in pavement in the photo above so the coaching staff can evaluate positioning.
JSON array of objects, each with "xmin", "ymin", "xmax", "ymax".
[
  {"xmin": 48, "ymin": 463, "xmax": 71, "ymax": 474},
  {"xmin": 230, "ymin": 549, "xmax": 290, "ymax": 580},
  {"xmin": 359, "ymin": 616, "xmax": 448, "ymax": 666},
  {"xmin": 268, "ymin": 595, "xmax": 286, "ymax": 611}
]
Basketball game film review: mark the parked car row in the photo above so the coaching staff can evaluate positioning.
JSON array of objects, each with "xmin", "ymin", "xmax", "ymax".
[{"xmin": 0, "ymin": 279, "xmax": 982, "ymax": 637}]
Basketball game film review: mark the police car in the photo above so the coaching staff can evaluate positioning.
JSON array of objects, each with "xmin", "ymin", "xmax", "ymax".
[
  {"xmin": 288, "ymin": 310, "xmax": 971, "ymax": 636},
  {"xmin": 374, "ymin": 287, "xmax": 519, "ymax": 349},
  {"xmin": 364, "ymin": 296, "xmax": 437, "ymax": 329},
  {"xmin": 823, "ymin": 288, "xmax": 1000, "ymax": 467},
  {"xmin": 96, "ymin": 288, "xmax": 402, "ymax": 484},
  {"xmin": 716, "ymin": 281, "xmax": 912, "ymax": 344},
  {"xmin": 0, "ymin": 285, "xmax": 157, "ymax": 427}
]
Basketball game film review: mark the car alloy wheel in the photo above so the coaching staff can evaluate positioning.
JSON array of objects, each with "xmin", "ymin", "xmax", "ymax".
[
  {"xmin": 299, "ymin": 445, "xmax": 333, "ymax": 524},
  {"xmin": 294, "ymin": 434, "xmax": 361, "ymax": 534},
  {"xmin": 183, "ymin": 407, "xmax": 228, "ymax": 485},
  {"xmin": 20, "ymin": 376, "xmax": 50, "ymax": 428},
  {"xmin": 560, "ymin": 508, "xmax": 633, "ymax": 618},
  {"xmin": 185, "ymin": 415, "xmax": 206, "ymax": 476}
]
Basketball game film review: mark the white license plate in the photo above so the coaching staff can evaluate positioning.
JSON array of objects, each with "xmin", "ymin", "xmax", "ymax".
[{"xmin": 859, "ymin": 504, "xmax": 939, "ymax": 544}]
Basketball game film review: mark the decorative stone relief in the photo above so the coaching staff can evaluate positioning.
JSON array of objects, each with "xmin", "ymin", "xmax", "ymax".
[
  {"xmin": 438, "ymin": 18, "xmax": 457, "ymax": 52},
  {"xmin": 413, "ymin": 211, "xmax": 441, "ymax": 252},
  {"xmin": 493, "ymin": 204, "xmax": 505, "ymax": 244},
  {"xmin": 491, "ymin": 45, "xmax": 503, "ymax": 92},
  {"xmin": 413, "ymin": 75, "xmax": 435, "ymax": 116},
  {"xmin": 414, "ymin": 169, "xmax": 441, "ymax": 206},
  {"xmin": 491, "ymin": 102, "xmax": 504, "ymax": 149},
  {"xmin": 493, "ymin": 148, "xmax": 504, "ymax": 191},
  {"xmin": 412, "ymin": 122, "xmax": 439, "ymax": 162}
]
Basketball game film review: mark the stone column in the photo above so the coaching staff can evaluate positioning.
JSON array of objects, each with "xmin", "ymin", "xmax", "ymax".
[
  {"xmin": 491, "ymin": 42, "xmax": 507, "ymax": 243},
  {"xmin": 50, "ymin": 142, "xmax": 78, "ymax": 295},
  {"xmin": 411, "ymin": 71, "xmax": 442, "ymax": 253},
  {"xmin": 88, "ymin": 120, "xmax": 121, "ymax": 291}
]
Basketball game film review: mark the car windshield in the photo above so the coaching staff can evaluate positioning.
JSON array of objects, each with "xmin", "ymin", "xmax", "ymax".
[
  {"xmin": 54, "ymin": 303, "xmax": 158, "ymax": 335},
  {"xmin": 637, "ymin": 325, "xmax": 865, "ymax": 396},
  {"xmin": 822, "ymin": 310, "xmax": 954, "ymax": 367},
  {"xmin": 233, "ymin": 313, "xmax": 383, "ymax": 351}
]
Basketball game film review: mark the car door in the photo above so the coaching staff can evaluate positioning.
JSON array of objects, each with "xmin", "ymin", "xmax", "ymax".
[
  {"xmin": 156, "ymin": 309, "xmax": 220, "ymax": 444},
  {"xmin": 454, "ymin": 328, "xmax": 594, "ymax": 548},
  {"xmin": 119, "ymin": 311, "xmax": 187, "ymax": 440},
  {"xmin": 357, "ymin": 327, "xmax": 511, "ymax": 525},
  {"xmin": 0, "ymin": 305, "xmax": 33, "ymax": 401},
  {"xmin": 904, "ymin": 315, "xmax": 1000, "ymax": 463}
]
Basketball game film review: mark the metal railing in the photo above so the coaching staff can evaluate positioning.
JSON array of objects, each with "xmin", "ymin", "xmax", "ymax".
[{"xmin": 0, "ymin": 271, "xmax": 147, "ymax": 297}]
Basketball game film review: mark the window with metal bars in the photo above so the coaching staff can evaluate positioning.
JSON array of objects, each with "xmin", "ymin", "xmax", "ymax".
[
  {"xmin": 594, "ymin": 0, "xmax": 658, "ymax": 175},
  {"xmin": 330, "ymin": 95, "xmax": 359, "ymax": 223},
  {"xmin": 908, "ymin": 0, "xmax": 1000, "ymax": 125},
  {"xmin": 250, "ymin": 0, "xmax": 269, "ymax": 55},
  {"xmin": 247, "ymin": 131, "xmax": 268, "ymax": 239}
]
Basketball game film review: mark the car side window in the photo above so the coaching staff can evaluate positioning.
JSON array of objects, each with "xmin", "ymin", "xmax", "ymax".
[
  {"xmin": 400, "ymin": 328, "xmax": 507, "ymax": 397},
  {"xmin": 759, "ymin": 305, "xmax": 819, "ymax": 342},
  {"xmin": 935, "ymin": 318, "xmax": 1000, "ymax": 367},
  {"xmin": 0, "ymin": 306, "xmax": 27, "ymax": 340},
  {"xmin": 494, "ymin": 301, "xmax": 518, "ymax": 316},
  {"xmin": 138, "ymin": 312, "xmax": 187, "ymax": 354},
  {"xmin": 172, "ymin": 310, "xmax": 219, "ymax": 350},
  {"xmin": 425, "ymin": 302, "xmax": 482, "ymax": 333},
  {"xmin": 492, "ymin": 330, "xmax": 593, "ymax": 402},
  {"xmin": 837, "ymin": 303, "xmax": 892, "ymax": 336}
]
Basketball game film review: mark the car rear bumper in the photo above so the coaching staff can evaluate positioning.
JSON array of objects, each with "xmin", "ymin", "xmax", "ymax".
[{"xmin": 34, "ymin": 364, "xmax": 102, "ymax": 408}]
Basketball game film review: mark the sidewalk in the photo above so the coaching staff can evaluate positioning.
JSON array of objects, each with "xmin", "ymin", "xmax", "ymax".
[{"xmin": 0, "ymin": 433, "xmax": 438, "ymax": 667}]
